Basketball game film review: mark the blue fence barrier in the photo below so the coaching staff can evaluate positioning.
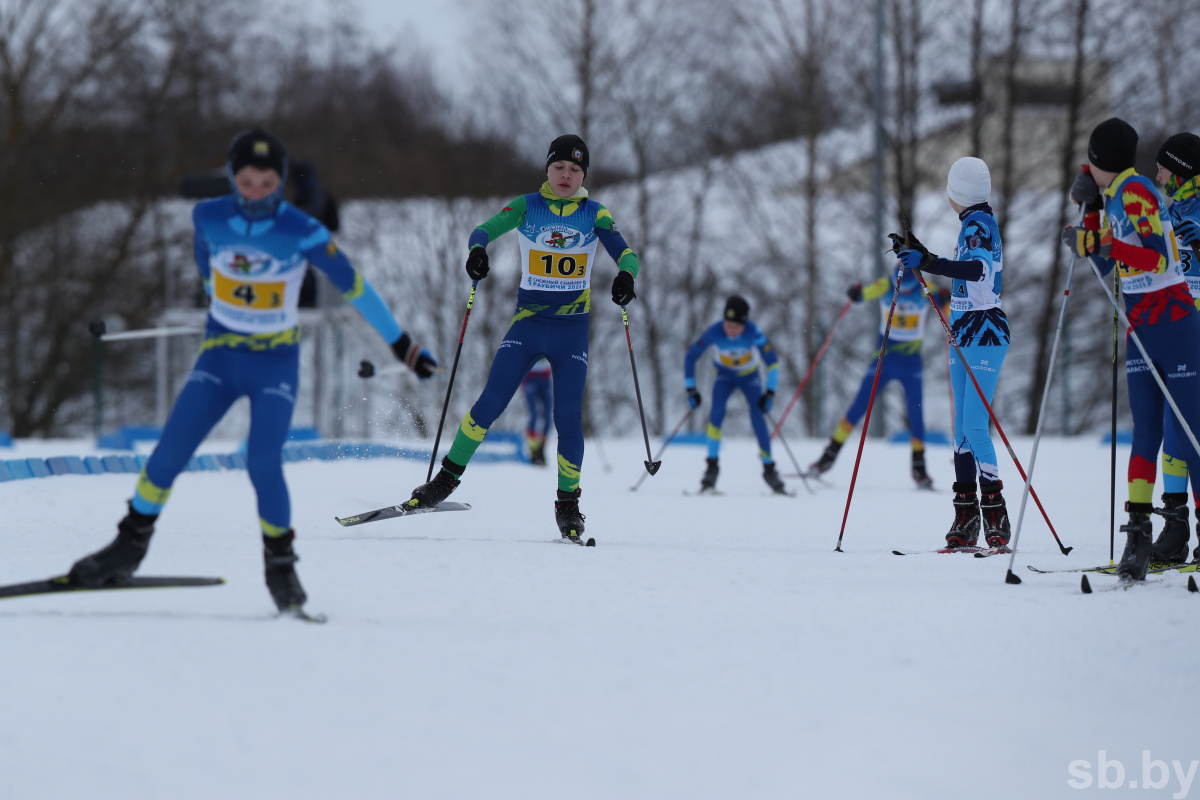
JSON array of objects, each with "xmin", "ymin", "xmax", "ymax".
[{"xmin": 0, "ymin": 431, "xmax": 526, "ymax": 482}]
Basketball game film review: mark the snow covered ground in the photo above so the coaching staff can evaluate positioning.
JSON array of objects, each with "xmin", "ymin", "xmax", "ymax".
[{"xmin": 2, "ymin": 434, "xmax": 1197, "ymax": 800}]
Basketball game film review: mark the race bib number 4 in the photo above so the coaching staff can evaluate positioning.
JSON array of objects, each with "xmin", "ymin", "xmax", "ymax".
[
  {"xmin": 528, "ymin": 250, "xmax": 588, "ymax": 280},
  {"xmin": 214, "ymin": 271, "xmax": 284, "ymax": 309}
]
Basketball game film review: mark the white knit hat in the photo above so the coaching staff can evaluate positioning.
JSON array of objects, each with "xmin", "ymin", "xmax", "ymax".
[{"xmin": 946, "ymin": 157, "xmax": 991, "ymax": 206}]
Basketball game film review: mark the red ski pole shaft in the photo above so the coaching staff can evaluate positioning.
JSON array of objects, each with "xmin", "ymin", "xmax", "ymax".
[
  {"xmin": 912, "ymin": 270, "xmax": 1069, "ymax": 554},
  {"xmin": 835, "ymin": 275, "xmax": 903, "ymax": 552},
  {"xmin": 772, "ymin": 299, "xmax": 852, "ymax": 439}
]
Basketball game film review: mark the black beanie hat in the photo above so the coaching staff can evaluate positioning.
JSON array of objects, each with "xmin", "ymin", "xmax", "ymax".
[
  {"xmin": 1158, "ymin": 132, "xmax": 1200, "ymax": 181},
  {"xmin": 228, "ymin": 128, "xmax": 288, "ymax": 177},
  {"xmin": 1088, "ymin": 118, "xmax": 1138, "ymax": 173},
  {"xmin": 724, "ymin": 295, "xmax": 750, "ymax": 324},
  {"xmin": 546, "ymin": 134, "xmax": 589, "ymax": 175}
]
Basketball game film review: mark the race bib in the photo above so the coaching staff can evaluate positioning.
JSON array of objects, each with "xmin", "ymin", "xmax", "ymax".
[
  {"xmin": 213, "ymin": 271, "xmax": 285, "ymax": 310},
  {"xmin": 528, "ymin": 250, "xmax": 589, "ymax": 281}
]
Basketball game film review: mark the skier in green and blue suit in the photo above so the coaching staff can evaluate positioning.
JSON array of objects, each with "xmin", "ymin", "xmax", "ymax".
[
  {"xmin": 405, "ymin": 135, "xmax": 640, "ymax": 543},
  {"xmin": 684, "ymin": 295, "xmax": 787, "ymax": 495},
  {"xmin": 68, "ymin": 129, "xmax": 438, "ymax": 613}
]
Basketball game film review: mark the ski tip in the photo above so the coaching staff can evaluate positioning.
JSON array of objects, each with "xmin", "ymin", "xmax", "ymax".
[
  {"xmin": 1188, "ymin": 575, "xmax": 1198, "ymax": 593},
  {"xmin": 1005, "ymin": 569, "xmax": 1022, "ymax": 585},
  {"xmin": 645, "ymin": 460, "xmax": 661, "ymax": 476},
  {"xmin": 1081, "ymin": 575, "xmax": 1093, "ymax": 594},
  {"xmin": 586, "ymin": 538, "xmax": 596, "ymax": 547},
  {"xmin": 891, "ymin": 550, "xmax": 907, "ymax": 556}
]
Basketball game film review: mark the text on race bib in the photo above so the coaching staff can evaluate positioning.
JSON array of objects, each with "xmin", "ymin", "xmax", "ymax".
[
  {"xmin": 528, "ymin": 249, "xmax": 588, "ymax": 280},
  {"xmin": 214, "ymin": 271, "xmax": 285, "ymax": 309}
]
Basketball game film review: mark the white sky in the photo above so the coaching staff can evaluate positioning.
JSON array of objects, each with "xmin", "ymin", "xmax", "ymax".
[{"xmin": 332, "ymin": 0, "xmax": 469, "ymax": 72}]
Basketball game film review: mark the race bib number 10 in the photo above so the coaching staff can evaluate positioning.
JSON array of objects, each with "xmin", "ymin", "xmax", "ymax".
[
  {"xmin": 214, "ymin": 271, "xmax": 284, "ymax": 309},
  {"xmin": 528, "ymin": 250, "xmax": 588, "ymax": 280}
]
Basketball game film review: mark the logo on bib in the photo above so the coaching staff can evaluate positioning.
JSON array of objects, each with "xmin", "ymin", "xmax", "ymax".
[{"xmin": 544, "ymin": 230, "xmax": 582, "ymax": 249}]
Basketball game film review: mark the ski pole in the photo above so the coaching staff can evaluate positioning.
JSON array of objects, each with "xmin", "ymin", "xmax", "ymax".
[
  {"xmin": 621, "ymin": 305, "xmax": 661, "ymax": 476},
  {"xmin": 1004, "ymin": 228, "xmax": 1083, "ymax": 583},
  {"xmin": 835, "ymin": 268, "xmax": 904, "ymax": 552},
  {"xmin": 771, "ymin": 299, "xmax": 852, "ymax": 438},
  {"xmin": 765, "ymin": 411, "xmax": 814, "ymax": 495},
  {"xmin": 426, "ymin": 281, "xmax": 478, "ymax": 482},
  {"xmin": 88, "ymin": 320, "xmax": 202, "ymax": 342},
  {"xmin": 1109, "ymin": 274, "xmax": 1119, "ymax": 564},
  {"xmin": 911, "ymin": 267, "xmax": 1071, "ymax": 558},
  {"xmin": 1086, "ymin": 259, "xmax": 1200, "ymax": 483},
  {"xmin": 630, "ymin": 407, "xmax": 693, "ymax": 491}
]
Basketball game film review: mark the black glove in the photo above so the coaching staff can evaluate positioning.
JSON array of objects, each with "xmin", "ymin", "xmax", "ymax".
[
  {"xmin": 1070, "ymin": 170, "xmax": 1103, "ymax": 212},
  {"xmin": 887, "ymin": 229, "xmax": 929, "ymax": 256},
  {"xmin": 847, "ymin": 283, "xmax": 863, "ymax": 302},
  {"xmin": 686, "ymin": 387, "xmax": 702, "ymax": 409},
  {"xmin": 612, "ymin": 270, "xmax": 636, "ymax": 305},
  {"xmin": 465, "ymin": 247, "xmax": 489, "ymax": 280},
  {"xmin": 391, "ymin": 333, "xmax": 439, "ymax": 379},
  {"xmin": 358, "ymin": 359, "xmax": 376, "ymax": 378},
  {"xmin": 758, "ymin": 389, "xmax": 775, "ymax": 413}
]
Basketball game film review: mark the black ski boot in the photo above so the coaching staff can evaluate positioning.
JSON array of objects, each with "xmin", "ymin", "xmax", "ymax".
[
  {"xmin": 407, "ymin": 457, "xmax": 463, "ymax": 509},
  {"xmin": 554, "ymin": 489, "xmax": 586, "ymax": 542},
  {"xmin": 808, "ymin": 439, "xmax": 842, "ymax": 477},
  {"xmin": 699, "ymin": 457, "xmax": 719, "ymax": 493},
  {"xmin": 763, "ymin": 462, "xmax": 787, "ymax": 494},
  {"xmin": 945, "ymin": 481, "xmax": 980, "ymax": 548},
  {"xmin": 911, "ymin": 449, "xmax": 933, "ymax": 490},
  {"xmin": 979, "ymin": 480, "xmax": 1010, "ymax": 549},
  {"xmin": 530, "ymin": 441, "xmax": 546, "ymax": 466},
  {"xmin": 1116, "ymin": 503, "xmax": 1154, "ymax": 582},
  {"xmin": 263, "ymin": 530, "xmax": 307, "ymax": 611},
  {"xmin": 68, "ymin": 504, "xmax": 157, "ymax": 587},
  {"xmin": 1150, "ymin": 492, "xmax": 1191, "ymax": 564}
]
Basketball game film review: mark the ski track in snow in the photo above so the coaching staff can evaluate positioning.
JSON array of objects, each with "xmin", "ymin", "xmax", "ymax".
[{"xmin": 1, "ymin": 436, "xmax": 1195, "ymax": 799}]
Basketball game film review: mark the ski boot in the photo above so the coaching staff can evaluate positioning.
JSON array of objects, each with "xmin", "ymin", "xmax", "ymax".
[
  {"xmin": 529, "ymin": 440, "xmax": 546, "ymax": 466},
  {"xmin": 763, "ymin": 462, "xmax": 787, "ymax": 494},
  {"xmin": 1116, "ymin": 503, "xmax": 1154, "ymax": 582},
  {"xmin": 808, "ymin": 439, "xmax": 842, "ymax": 477},
  {"xmin": 945, "ymin": 482, "xmax": 980, "ymax": 548},
  {"xmin": 554, "ymin": 489, "xmax": 586, "ymax": 543},
  {"xmin": 1150, "ymin": 492, "xmax": 1191, "ymax": 564},
  {"xmin": 979, "ymin": 480, "xmax": 1010, "ymax": 549},
  {"xmin": 699, "ymin": 457, "xmax": 719, "ymax": 493},
  {"xmin": 406, "ymin": 457, "xmax": 463, "ymax": 509},
  {"xmin": 68, "ymin": 504, "xmax": 157, "ymax": 587},
  {"xmin": 911, "ymin": 449, "xmax": 933, "ymax": 490},
  {"xmin": 263, "ymin": 530, "xmax": 307, "ymax": 612}
]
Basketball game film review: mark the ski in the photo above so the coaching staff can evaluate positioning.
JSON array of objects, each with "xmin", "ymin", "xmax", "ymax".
[
  {"xmin": 1081, "ymin": 574, "xmax": 1166, "ymax": 593},
  {"xmin": 683, "ymin": 489, "xmax": 724, "ymax": 497},
  {"xmin": 557, "ymin": 536, "xmax": 596, "ymax": 547},
  {"xmin": 335, "ymin": 501, "xmax": 472, "ymax": 527},
  {"xmin": 892, "ymin": 546, "xmax": 984, "ymax": 555},
  {"xmin": 1027, "ymin": 561, "xmax": 1198, "ymax": 576},
  {"xmin": 0, "ymin": 575, "xmax": 225, "ymax": 600},
  {"xmin": 280, "ymin": 607, "xmax": 328, "ymax": 624},
  {"xmin": 972, "ymin": 546, "xmax": 1013, "ymax": 558}
]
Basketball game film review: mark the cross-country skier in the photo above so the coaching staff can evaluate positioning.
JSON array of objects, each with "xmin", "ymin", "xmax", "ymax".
[
  {"xmin": 403, "ymin": 134, "xmax": 640, "ymax": 543},
  {"xmin": 67, "ymin": 129, "xmax": 438, "ymax": 613},
  {"xmin": 684, "ymin": 295, "xmax": 787, "ymax": 495},
  {"xmin": 807, "ymin": 274, "xmax": 948, "ymax": 489},
  {"xmin": 523, "ymin": 359, "xmax": 553, "ymax": 465},
  {"xmin": 1148, "ymin": 132, "xmax": 1200, "ymax": 564},
  {"xmin": 1062, "ymin": 118, "xmax": 1200, "ymax": 580},
  {"xmin": 894, "ymin": 156, "xmax": 1012, "ymax": 550}
]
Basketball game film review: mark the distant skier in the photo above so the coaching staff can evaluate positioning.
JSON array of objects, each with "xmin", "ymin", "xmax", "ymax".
[
  {"xmin": 807, "ymin": 273, "xmax": 948, "ymax": 489},
  {"xmin": 683, "ymin": 295, "xmax": 787, "ymax": 495},
  {"xmin": 1149, "ymin": 132, "xmax": 1200, "ymax": 564},
  {"xmin": 67, "ymin": 129, "xmax": 437, "ymax": 613},
  {"xmin": 403, "ymin": 134, "xmax": 640, "ymax": 544},
  {"xmin": 894, "ymin": 156, "xmax": 1011, "ymax": 550},
  {"xmin": 1062, "ymin": 118, "xmax": 1200, "ymax": 580},
  {"xmin": 523, "ymin": 358, "xmax": 553, "ymax": 465}
]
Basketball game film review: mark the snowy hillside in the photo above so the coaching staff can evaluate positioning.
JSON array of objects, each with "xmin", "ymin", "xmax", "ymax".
[{"xmin": 2, "ymin": 434, "xmax": 1197, "ymax": 799}]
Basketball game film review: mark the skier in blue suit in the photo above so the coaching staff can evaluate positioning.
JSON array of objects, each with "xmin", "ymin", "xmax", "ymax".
[
  {"xmin": 684, "ymin": 295, "xmax": 787, "ymax": 495},
  {"xmin": 68, "ymin": 129, "xmax": 438, "ymax": 614}
]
